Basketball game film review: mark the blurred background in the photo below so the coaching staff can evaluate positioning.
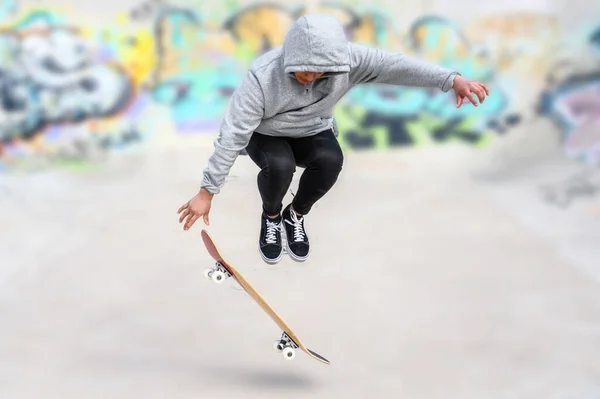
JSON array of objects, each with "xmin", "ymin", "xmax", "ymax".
[{"xmin": 1, "ymin": 0, "xmax": 599, "ymax": 398}]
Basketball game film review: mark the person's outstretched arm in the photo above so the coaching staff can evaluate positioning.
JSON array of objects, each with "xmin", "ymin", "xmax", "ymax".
[
  {"xmin": 348, "ymin": 42, "xmax": 489, "ymax": 107},
  {"xmin": 178, "ymin": 70, "xmax": 265, "ymax": 230}
]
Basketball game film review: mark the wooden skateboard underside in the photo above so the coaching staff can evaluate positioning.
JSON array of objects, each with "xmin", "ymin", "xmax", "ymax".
[{"xmin": 201, "ymin": 229, "xmax": 330, "ymax": 365}]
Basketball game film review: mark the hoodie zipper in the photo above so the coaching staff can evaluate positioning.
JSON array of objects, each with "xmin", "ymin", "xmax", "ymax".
[
  {"xmin": 300, "ymin": 75, "xmax": 326, "ymax": 95},
  {"xmin": 304, "ymin": 81, "xmax": 315, "ymax": 95}
]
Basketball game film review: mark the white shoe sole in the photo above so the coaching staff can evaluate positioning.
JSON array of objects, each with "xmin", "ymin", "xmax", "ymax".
[
  {"xmin": 284, "ymin": 239, "xmax": 310, "ymax": 262},
  {"xmin": 258, "ymin": 243, "xmax": 284, "ymax": 264}
]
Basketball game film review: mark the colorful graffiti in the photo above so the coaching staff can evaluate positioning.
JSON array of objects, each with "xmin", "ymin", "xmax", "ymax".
[
  {"xmin": 0, "ymin": 1, "xmax": 590, "ymax": 170},
  {"xmin": 148, "ymin": 7, "xmax": 247, "ymax": 132},
  {"xmin": 537, "ymin": 24, "xmax": 600, "ymax": 165},
  {"xmin": 538, "ymin": 74, "xmax": 600, "ymax": 163},
  {"xmin": 0, "ymin": 27, "xmax": 133, "ymax": 139}
]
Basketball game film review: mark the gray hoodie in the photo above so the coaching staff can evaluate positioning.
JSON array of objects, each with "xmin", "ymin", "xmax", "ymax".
[{"xmin": 200, "ymin": 14, "xmax": 459, "ymax": 194}]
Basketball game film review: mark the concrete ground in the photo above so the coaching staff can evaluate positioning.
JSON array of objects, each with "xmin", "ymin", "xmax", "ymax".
[{"xmin": 1, "ymin": 134, "xmax": 599, "ymax": 399}]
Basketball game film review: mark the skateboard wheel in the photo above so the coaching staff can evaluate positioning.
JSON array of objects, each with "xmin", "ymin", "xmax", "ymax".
[
  {"xmin": 282, "ymin": 347, "xmax": 296, "ymax": 360},
  {"xmin": 273, "ymin": 341, "xmax": 284, "ymax": 352},
  {"xmin": 211, "ymin": 270, "xmax": 225, "ymax": 283},
  {"xmin": 204, "ymin": 269, "xmax": 213, "ymax": 280}
]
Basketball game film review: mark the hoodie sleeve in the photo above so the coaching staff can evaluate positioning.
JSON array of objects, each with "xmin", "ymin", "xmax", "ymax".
[
  {"xmin": 200, "ymin": 70, "xmax": 265, "ymax": 194},
  {"xmin": 348, "ymin": 42, "xmax": 460, "ymax": 92}
]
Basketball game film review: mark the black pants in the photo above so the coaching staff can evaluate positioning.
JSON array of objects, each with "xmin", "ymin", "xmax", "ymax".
[{"xmin": 245, "ymin": 128, "xmax": 344, "ymax": 216}]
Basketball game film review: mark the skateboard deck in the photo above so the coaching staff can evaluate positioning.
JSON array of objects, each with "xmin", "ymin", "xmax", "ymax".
[{"xmin": 200, "ymin": 229, "xmax": 330, "ymax": 365}]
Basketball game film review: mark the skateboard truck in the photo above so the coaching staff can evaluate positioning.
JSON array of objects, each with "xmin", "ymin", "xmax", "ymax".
[
  {"xmin": 273, "ymin": 332, "xmax": 299, "ymax": 360},
  {"xmin": 204, "ymin": 261, "xmax": 232, "ymax": 283}
]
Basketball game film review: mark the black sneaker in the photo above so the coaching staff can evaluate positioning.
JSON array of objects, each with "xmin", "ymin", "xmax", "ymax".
[
  {"xmin": 282, "ymin": 204, "xmax": 310, "ymax": 262},
  {"xmin": 259, "ymin": 212, "xmax": 284, "ymax": 264}
]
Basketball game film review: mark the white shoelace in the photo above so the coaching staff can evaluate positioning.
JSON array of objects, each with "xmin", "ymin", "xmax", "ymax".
[
  {"xmin": 264, "ymin": 219, "xmax": 281, "ymax": 244},
  {"xmin": 286, "ymin": 211, "xmax": 305, "ymax": 242}
]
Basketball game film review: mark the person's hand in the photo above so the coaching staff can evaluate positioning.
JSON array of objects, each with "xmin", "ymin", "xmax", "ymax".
[
  {"xmin": 178, "ymin": 188, "xmax": 214, "ymax": 230},
  {"xmin": 452, "ymin": 75, "xmax": 490, "ymax": 108}
]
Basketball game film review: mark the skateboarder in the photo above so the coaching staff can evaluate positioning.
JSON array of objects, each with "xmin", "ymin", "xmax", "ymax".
[{"xmin": 178, "ymin": 13, "xmax": 490, "ymax": 264}]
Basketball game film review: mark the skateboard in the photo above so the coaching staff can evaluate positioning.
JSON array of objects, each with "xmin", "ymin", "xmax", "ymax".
[{"xmin": 200, "ymin": 229, "xmax": 330, "ymax": 365}]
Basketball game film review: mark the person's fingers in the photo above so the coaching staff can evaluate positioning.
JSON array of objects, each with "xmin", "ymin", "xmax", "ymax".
[
  {"xmin": 480, "ymin": 83, "xmax": 490, "ymax": 95},
  {"xmin": 466, "ymin": 92, "xmax": 478, "ymax": 106},
  {"xmin": 203, "ymin": 213, "xmax": 210, "ymax": 226},
  {"xmin": 457, "ymin": 93, "xmax": 465, "ymax": 108},
  {"xmin": 177, "ymin": 203, "xmax": 188, "ymax": 214},
  {"xmin": 474, "ymin": 86, "xmax": 486, "ymax": 103},
  {"xmin": 184, "ymin": 214, "xmax": 200, "ymax": 230},
  {"xmin": 179, "ymin": 209, "xmax": 190, "ymax": 223}
]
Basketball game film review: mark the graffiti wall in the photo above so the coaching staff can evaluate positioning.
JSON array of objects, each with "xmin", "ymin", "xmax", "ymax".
[{"xmin": 0, "ymin": 0, "xmax": 597, "ymax": 170}]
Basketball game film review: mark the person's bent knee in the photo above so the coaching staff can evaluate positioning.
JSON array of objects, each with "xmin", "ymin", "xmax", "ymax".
[
  {"xmin": 311, "ymin": 146, "xmax": 344, "ymax": 173},
  {"xmin": 264, "ymin": 154, "xmax": 296, "ymax": 183}
]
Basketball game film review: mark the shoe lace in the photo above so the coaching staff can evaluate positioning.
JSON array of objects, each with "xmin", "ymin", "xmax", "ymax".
[
  {"xmin": 288, "ymin": 212, "xmax": 305, "ymax": 242},
  {"xmin": 265, "ymin": 219, "xmax": 281, "ymax": 244}
]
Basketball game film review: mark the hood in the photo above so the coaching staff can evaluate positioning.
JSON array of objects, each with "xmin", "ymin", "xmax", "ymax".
[{"xmin": 282, "ymin": 14, "xmax": 350, "ymax": 76}]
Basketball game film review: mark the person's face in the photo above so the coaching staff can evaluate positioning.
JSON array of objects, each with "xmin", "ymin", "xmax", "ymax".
[{"xmin": 294, "ymin": 71, "xmax": 324, "ymax": 84}]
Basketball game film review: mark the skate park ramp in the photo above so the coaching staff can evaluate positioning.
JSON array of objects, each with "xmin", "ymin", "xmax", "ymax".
[{"xmin": 1, "ymin": 127, "xmax": 600, "ymax": 399}]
